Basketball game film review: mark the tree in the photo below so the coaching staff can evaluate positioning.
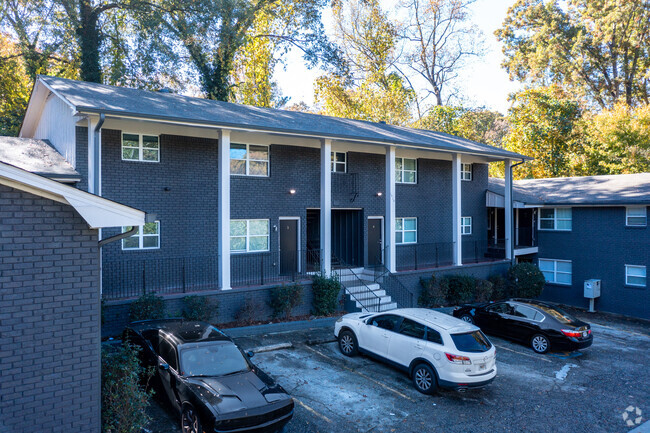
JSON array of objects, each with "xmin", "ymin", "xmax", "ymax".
[
  {"xmin": 496, "ymin": 0, "xmax": 650, "ymax": 109},
  {"xmin": 503, "ymin": 86, "xmax": 583, "ymax": 179},
  {"xmin": 415, "ymin": 105, "xmax": 508, "ymax": 145},
  {"xmin": 399, "ymin": 0, "xmax": 483, "ymax": 108},
  {"xmin": 0, "ymin": 33, "xmax": 31, "ymax": 136}
]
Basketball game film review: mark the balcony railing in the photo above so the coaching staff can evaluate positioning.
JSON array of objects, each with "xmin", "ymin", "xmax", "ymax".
[{"xmin": 395, "ymin": 239, "xmax": 503, "ymax": 272}]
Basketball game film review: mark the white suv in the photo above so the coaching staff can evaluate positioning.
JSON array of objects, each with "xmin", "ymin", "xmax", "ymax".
[{"xmin": 334, "ymin": 308, "xmax": 497, "ymax": 394}]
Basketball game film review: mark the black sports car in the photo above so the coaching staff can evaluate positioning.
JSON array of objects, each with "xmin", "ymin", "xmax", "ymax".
[
  {"xmin": 123, "ymin": 319, "xmax": 294, "ymax": 433},
  {"xmin": 452, "ymin": 299, "xmax": 593, "ymax": 354}
]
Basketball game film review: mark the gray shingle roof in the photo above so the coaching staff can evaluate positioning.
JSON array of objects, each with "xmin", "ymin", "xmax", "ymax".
[
  {"xmin": 0, "ymin": 136, "xmax": 79, "ymax": 180},
  {"xmin": 38, "ymin": 75, "xmax": 528, "ymax": 161},
  {"xmin": 488, "ymin": 173, "xmax": 650, "ymax": 206}
]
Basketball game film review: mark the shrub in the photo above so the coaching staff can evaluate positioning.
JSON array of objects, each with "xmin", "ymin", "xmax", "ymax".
[
  {"xmin": 488, "ymin": 274, "xmax": 508, "ymax": 300},
  {"xmin": 312, "ymin": 273, "xmax": 342, "ymax": 316},
  {"xmin": 269, "ymin": 283, "xmax": 303, "ymax": 319},
  {"xmin": 182, "ymin": 295, "xmax": 218, "ymax": 322},
  {"xmin": 474, "ymin": 279, "xmax": 494, "ymax": 303},
  {"xmin": 129, "ymin": 293, "xmax": 165, "ymax": 322},
  {"xmin": 445, "ymin": 275, "xmax": 477, "ymax": 305},
  {"xmin": 236, "ymin": 296, "xmax": 263, "ymax": 326},
  {"xmin": 102, "ymin": 341, "xmax": 153, "ymax": 433},
  {"xmin": 507, "ymin": 263, "xmax": 546, "ymax": 298},
  {"xmin": 418, "ymin": 275, "xmax": 449, "ymax": 308}
]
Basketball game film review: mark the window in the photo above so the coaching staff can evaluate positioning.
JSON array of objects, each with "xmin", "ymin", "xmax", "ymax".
[
  {"xmin": 625, "ymin": 265, "xmax": 646, "ymax": 287},
  {"xmin": 370, "ymin": 314, "xmax": 402, "ymax": 331},
  {"xmin": 396, "ymin": 217, "xmax": 417, "ymax": 244},
  {"xmin": 122, "ymin": 133, "xmax": 159, "ymax": 162},
  {"xmin": 230, "ymin": 143, "xmax": 269, "ymax": 176},
  {"xmin": 158, "ymin": 338, "xmax": 178, "ymax": 371},
  {"xmin": 396, "ymin": 158, "xmax": 417, "ymax": 184},
  {"xmin": 230, "ymin": 219, "xmax": 269, "ymax": 252},
  {"xmin": 461, "ymin": 163, "xmax": 472, "ymax": 181},
  {"xmin": 426, "ymin": 327, "xmax": 443, "ymax": 345},
  {"xmin": 538, "ymin": 259, "xmax": 572, "ymax": 285},
  {"xmin": 539, "ymin": 208, "xmax": 572, "ymax": 231},
  {"xmin": 398, "ymin": 318, "xmax": 426, "ymax": 339},
  {"xmin": 461, "ymin": 216, "xmax": 472, "ymax": 235},
  {"xmin": 331, "ymin": 152, "xmax": 346, "ymax": 173},
  {"xmin": 122, "ymin": 222, "xmax": 160, "ymax": 250},
  {"xmin": 626, "ymin": 207, "xmax": 647, "ymax": 227},
  {"xmin": 514, "ymin": 305, "xmax": 543, "ymax": 321}
]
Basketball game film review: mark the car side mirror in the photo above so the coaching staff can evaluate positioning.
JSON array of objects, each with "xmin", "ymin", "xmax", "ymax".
[
  {"xmin": 159, "ymin": 363, "xmax": 169, "ymax": 371},
  {"xmin": 247, "ymin": 351, "xmax": 255, "ymax": 358}
]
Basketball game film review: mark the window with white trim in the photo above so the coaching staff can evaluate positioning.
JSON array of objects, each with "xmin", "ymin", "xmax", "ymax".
[
  {"xmin": 230, "ymin": 143, "xmax": 269, "ymax": 176},
  {"xmin": 396, "ymin": 158, "xmax": 417, "ymax": 184},
  {"xmin": 461, "ymin": 216, "xmax": 472, "ymax": 235},
  {"xmin": 396, "ymin": 217, "xmax": 417, "ymax": 244},
  {"xmin": 331, "ymin": 152, "xmax": 346, "ymax": 173},
  {"xmin": 538, "ymin": 259, "xmax": 572, "ymax": 285},
  {"xmin": 122, "ymin": 133, "xmax": 159, "ymax": 162},
  {"xmin": 461, "ymin": 163, "xmax": 472, "ymax": 181},
  {"xmin": 122, "ymin": 222, "xmax": 160, "ymax": 250},
  {"xmin": 626, "ymin": 207, "xmax": 647, "ymax": 226},
  {"xmin": 539, "ymin": 208, "xmax": 572, "ymax": 231},
  {"xmin": 625, "ymin": 265, "xmax": 646, "ymax": 287},
  {"xmin": 230, "ymin": 219, "xmax": 269, "ymax": 252}
]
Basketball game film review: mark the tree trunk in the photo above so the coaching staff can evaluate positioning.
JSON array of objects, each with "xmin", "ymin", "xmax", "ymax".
[{"xmin": 77, "ymin": 0, "xmax": 102, "ymax": 83}]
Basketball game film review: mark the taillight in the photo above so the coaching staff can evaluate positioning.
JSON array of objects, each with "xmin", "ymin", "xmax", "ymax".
[
  {"xmin": 561, "ymin": 329, "xmax": 582, "ymax": 338},
  {"xmin": 445, "ymin": 353, "xmax": 472, "ymax": 365}
]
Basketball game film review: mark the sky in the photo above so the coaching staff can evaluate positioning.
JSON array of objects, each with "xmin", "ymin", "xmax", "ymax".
[{"xmin": 274, "ymin": 0, "xmax": 522, "ymax": 115}]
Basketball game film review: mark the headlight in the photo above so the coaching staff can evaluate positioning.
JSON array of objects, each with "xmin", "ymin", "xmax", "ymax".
[{"xmin": 336, "ymin": 317, "xmax": 343, "ymax": 323}]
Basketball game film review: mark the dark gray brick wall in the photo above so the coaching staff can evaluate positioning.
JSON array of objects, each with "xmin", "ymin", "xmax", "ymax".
[
  {"xmin": 0, "ymin": 184, "xmax": 100, "ymax": 432},
  {"xmin": 537, "ymin": 206, "xmax": 650, "ymax": 319},
  {"xmin": 75, "ymin": 126, "xmax": 88, "ymax": 192}
]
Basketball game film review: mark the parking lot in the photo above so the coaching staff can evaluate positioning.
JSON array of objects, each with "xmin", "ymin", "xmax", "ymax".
[{"xmin": 148, "ymin": 312, "xmax": 650, "ymax": 433}]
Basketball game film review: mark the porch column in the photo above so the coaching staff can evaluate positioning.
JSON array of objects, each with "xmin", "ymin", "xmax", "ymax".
[
  {"xmin": 320, "ymin": 139, "xmax": 332, "ymax": 274},
  {"xmin": 218, "ymin": 129, "xmax": 231, "ymax": 290},
  {"xmin": 505, "ymin": 159, "xmax": 513, "ymax": 261},
  {"xmin": 385, "ymin": 146, "xmax": 396, "ymax": 272},
  {"xmin": 452, "ymin": 154, "xmax": 462, "ymax": 266}
]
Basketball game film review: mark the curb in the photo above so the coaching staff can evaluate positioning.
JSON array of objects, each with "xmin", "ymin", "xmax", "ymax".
[
  {"xmin": 223, "ymin": 317, "xmax": 339, "ymax": 338},
  {"xmin": 251, "ymin": 342, "xmax": 293, "ymax": 353}
]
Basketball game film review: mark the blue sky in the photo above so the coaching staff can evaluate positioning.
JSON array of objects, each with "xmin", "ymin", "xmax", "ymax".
[{"xmin": 274, "ymin": 0, "xmax": 521, "ymax": 114}]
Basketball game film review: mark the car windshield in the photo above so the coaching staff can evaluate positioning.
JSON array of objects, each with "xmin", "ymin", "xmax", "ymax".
[
  {"xmin": 179, "ymin": 341, "xmax": 250, "ymax": 377},
  {"xmin": 534, "ymin": 305, "xmax": 577, "ymax": 324},
  {"xmin": 451, "ymin": 331, "xmax": 492, "ymax": 353}
]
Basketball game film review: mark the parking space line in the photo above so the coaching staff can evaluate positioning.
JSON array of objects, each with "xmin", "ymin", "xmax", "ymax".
[
  {"xmin": 303, "ymin": 345, "xmax": 415, "ymax": 402},
  {"xmin": 494, "ymin": 344, "xmax": 553, "ymax": 362},
  {"xmin": 293, "ymin": 397, "xmax": 332, "ymax": 424}
]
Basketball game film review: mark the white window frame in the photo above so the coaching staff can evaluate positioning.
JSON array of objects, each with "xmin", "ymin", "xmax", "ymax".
[
  {"xmin": 121, "ymin": 221, "xmax": 160, "ymax": 250},
  {"xmin": 230, "ymin": 143, "xmax": 269, "ymax": 177},
  {"xmin": 538, "ymin": 207, "xmax": 572, "ymax": 231},
  {"xmin": 538, "ymin": 258, "xmax": 572, "ymax": 286},
  {"xmin": 461, "ymin": 163, "xmax": 472, "ymax": 181},
  {"xmin": 625, "ymin": 265, "xmax": 646, "ymax": 287},
  {"xmin": 396, "ymin": 157, "xmax": 417, "ymax": 184},
  {"xmin": 626, "ymin": 206, "xmax": 647, "ymax": 227},
  {"xmin": 121, "ymin": 133, "xmax": 160, "ymax": 162},
  {"xmin": 461, "ymin": 216, "xmax": 472, "ymax": 235},
  {"xmin": 230, "ymin": 219, "xmax": 270, "ymax": 253},
  {"xmin": 396, "ymin": 217, "xmax": 417, "ymax": 244},
  {"xmin": 331, "ymin": 151, "xmax": 347, "ymax": 173}
]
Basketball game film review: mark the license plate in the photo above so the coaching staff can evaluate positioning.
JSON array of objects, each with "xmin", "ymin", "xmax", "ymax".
[
  {"xmin": 582, "ymin": 331, "xmax": 588, "ymax": 337},
  {"xmin": 479, "ymin": 363, "xmax": 486, "ymax": 370}
]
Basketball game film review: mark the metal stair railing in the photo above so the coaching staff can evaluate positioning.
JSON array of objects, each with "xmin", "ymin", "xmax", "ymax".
[
  {"xmin": 371, "ymin": 250, "xmax": 414, "ymax": 308},
  {"xmin": 331, "ymin": 253, "xmax": 384, "ymax": 312}
]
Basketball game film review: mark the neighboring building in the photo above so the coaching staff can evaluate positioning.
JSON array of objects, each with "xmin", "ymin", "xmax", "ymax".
[
  {"xmin": 488, "ymin": 174, "xmax": 650, "ymax": 320},
  {"xmin": 11, "ymin": 76, "xmax": 527, "ymax": 332},
  {"xmin": 0, "ymin": 157, "xmax": 146, "ymax": 433}
]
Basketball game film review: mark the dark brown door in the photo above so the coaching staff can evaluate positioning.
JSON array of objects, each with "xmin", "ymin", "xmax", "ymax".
[
  {"xmin": 368, "ymin": 218, "xmax": 383, "ymax": 267},
  {"xmin": 280, "ymin": 219, "xmax": 298, "ymax": 275}
]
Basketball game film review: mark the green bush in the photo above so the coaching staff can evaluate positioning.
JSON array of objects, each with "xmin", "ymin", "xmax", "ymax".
[
  {"xmin": 445, "ymin": 275, "xmax": 477, "ymax": 305},
  {"xmin": 488, "ymin": 274, "xmax": 508, "ymax": 300},
  {"xmin": 507, "ymin": 263, "xmax": 546, "ymax": 298},
  {"xmin": 102, "ymin": 342, "xmax": 153, "ymax": 433},
  {"xmin": 182, "ymin": 295, "xmax": 218, "ymax": 322},
  {"xmin": 129, "ymin": 293, "xmax": 165, "ymax": 322},
  {"xmin": 236, "ymin": 296, "xmax": 262, "ymax": 326},
  {"xmin": 418, "ymin": 275, "xmax": 449, "ymax": 308},
  {"xmin": 269, "ymin": 283, "xmax": 303, "ymax": 319},
  {"xmin": 474, "ymin": 279, "xmax": 494, "ymax": 303},
  {"xmin": 312, "ymin": 273, "xmax": 342, "ymax": 316}
]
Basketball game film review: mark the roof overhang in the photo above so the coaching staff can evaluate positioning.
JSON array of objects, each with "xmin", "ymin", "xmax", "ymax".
[{"xmin": 0, "ymin": 161, "xmax": 145, "ymax": 229}]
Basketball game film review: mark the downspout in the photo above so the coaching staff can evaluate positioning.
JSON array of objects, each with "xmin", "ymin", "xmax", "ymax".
[
  {"xmin": 98, "ymin": 226, "xmax": 138, "ymax": 248},
  {"xmin": 509, "ymin": 159, "xmax": 526, "ymax": 264}
]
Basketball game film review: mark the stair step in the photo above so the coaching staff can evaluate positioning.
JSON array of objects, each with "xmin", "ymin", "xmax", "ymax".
[
  {"xmin": 358, "ymin": 302, "xmax": 398, "ymax": 312},
  {"xmin": 342, "ymin": 281, "xmax": 381, "ymax": 291},
  {"xmin": 347, "ymin": 289, "xmax": 387, "ymax": 300}
]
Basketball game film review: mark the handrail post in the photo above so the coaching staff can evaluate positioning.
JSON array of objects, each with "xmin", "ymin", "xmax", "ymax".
[
  {"xmin": 182, "ymin": 258, "xmax": 186, "ymax": 292},
  {"xmin": 414, "ymin": 245, "xmax": 418, "ymax": 270},
  {"xmin": 142, "ymin": 261, "xmax": 147, "ymax": 295},
  {"xmin": 260, "ymin": 255, "xmax": 265, "ymax": 285}
]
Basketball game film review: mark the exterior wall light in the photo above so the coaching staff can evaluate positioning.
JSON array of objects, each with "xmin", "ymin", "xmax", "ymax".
[
  {"xmin": 289, "ymin": 189, "xmax": 296, "ymax": 195},
  {"xmin": 376, "ymin": 192, "xmax": 383, "ymax": 197}
]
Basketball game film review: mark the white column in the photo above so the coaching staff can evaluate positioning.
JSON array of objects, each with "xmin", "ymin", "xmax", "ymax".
[
  {"xmin": 452, "ymin": 154, "xmax": 462, "ymax": 266},
  {"xmin": 320, "ymin": 139, "xmax": 332, "ymax": 274},
  {"xmin": 505, "ymin": 159, "xmax": 513, "ymax": 261},
  {"xmin": 87, "ymin": 117, "xmax": 97, "ymax": 194},
  {"xmin": 218, "ymin": 129, "xmax": 231, "ymax": 290},
  {"xmin": 385, "ymin": 146, "xmax": 396, "ymax": 272}
]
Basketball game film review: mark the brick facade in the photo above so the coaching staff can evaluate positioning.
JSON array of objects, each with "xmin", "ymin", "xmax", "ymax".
[{"xmin": 0, "ymin": 184, "xmax": 100, "ymax": 432}]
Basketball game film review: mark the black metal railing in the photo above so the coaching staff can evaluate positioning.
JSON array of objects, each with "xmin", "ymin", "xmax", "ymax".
[
  {"xmin": 372, "ymin": 247, "xmax": 414, "ymax": 308},
  {"xmin": 332, "ymin": 253, "xmax": 383, "ymax": 312},
  {"xmin": 332, "ymin": 172, "xmax": 359, "ymax": 205},
  {"xmin": 515, "ymin": 227, "xmax": 537, "ymax": 247},
  {"xmin": 395, "ymin": 242, "xmax": 454, "ymax": 271},
  {"xmin": 230, "ymin": 250, "xmax": 315, "ymax": 287}
]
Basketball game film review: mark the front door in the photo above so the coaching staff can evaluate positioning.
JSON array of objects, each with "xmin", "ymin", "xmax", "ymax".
[
  {"xmin": 279, "ymin": 219, "xmax": 298, "ymax": 275},
  {"xmin": 368, "ymin": 218, "xmax": 383, "ymax": 267}
]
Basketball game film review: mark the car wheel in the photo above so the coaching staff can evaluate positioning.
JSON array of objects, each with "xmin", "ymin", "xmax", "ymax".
[
  {"xmin": 181, "ymin": 405, "xmax": 202, "ymax": 433},
  {"xmin": 531, "ymin": 334, "xmax": 550, "ymax": 354},
  {"xmin": 459, "ymin": 314, "xmax": 474, "ymax": 324},
  {"xmin": 338, "ymin": 330, "xmax": 358, "ymax": 357},
  {"xmin": 412, "ymin": 363, "xmax": 437, "ymax": 395}
]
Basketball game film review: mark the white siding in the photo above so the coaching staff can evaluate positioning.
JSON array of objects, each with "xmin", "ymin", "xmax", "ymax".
[{"xmin": 34, "ymin": 95, "xmax": 77, "ymax": 168}]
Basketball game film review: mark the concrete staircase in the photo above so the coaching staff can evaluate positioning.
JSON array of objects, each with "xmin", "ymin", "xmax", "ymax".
[{"xmin": 336, "ymin": 268, "xmax": 398, "ymax": 312}]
